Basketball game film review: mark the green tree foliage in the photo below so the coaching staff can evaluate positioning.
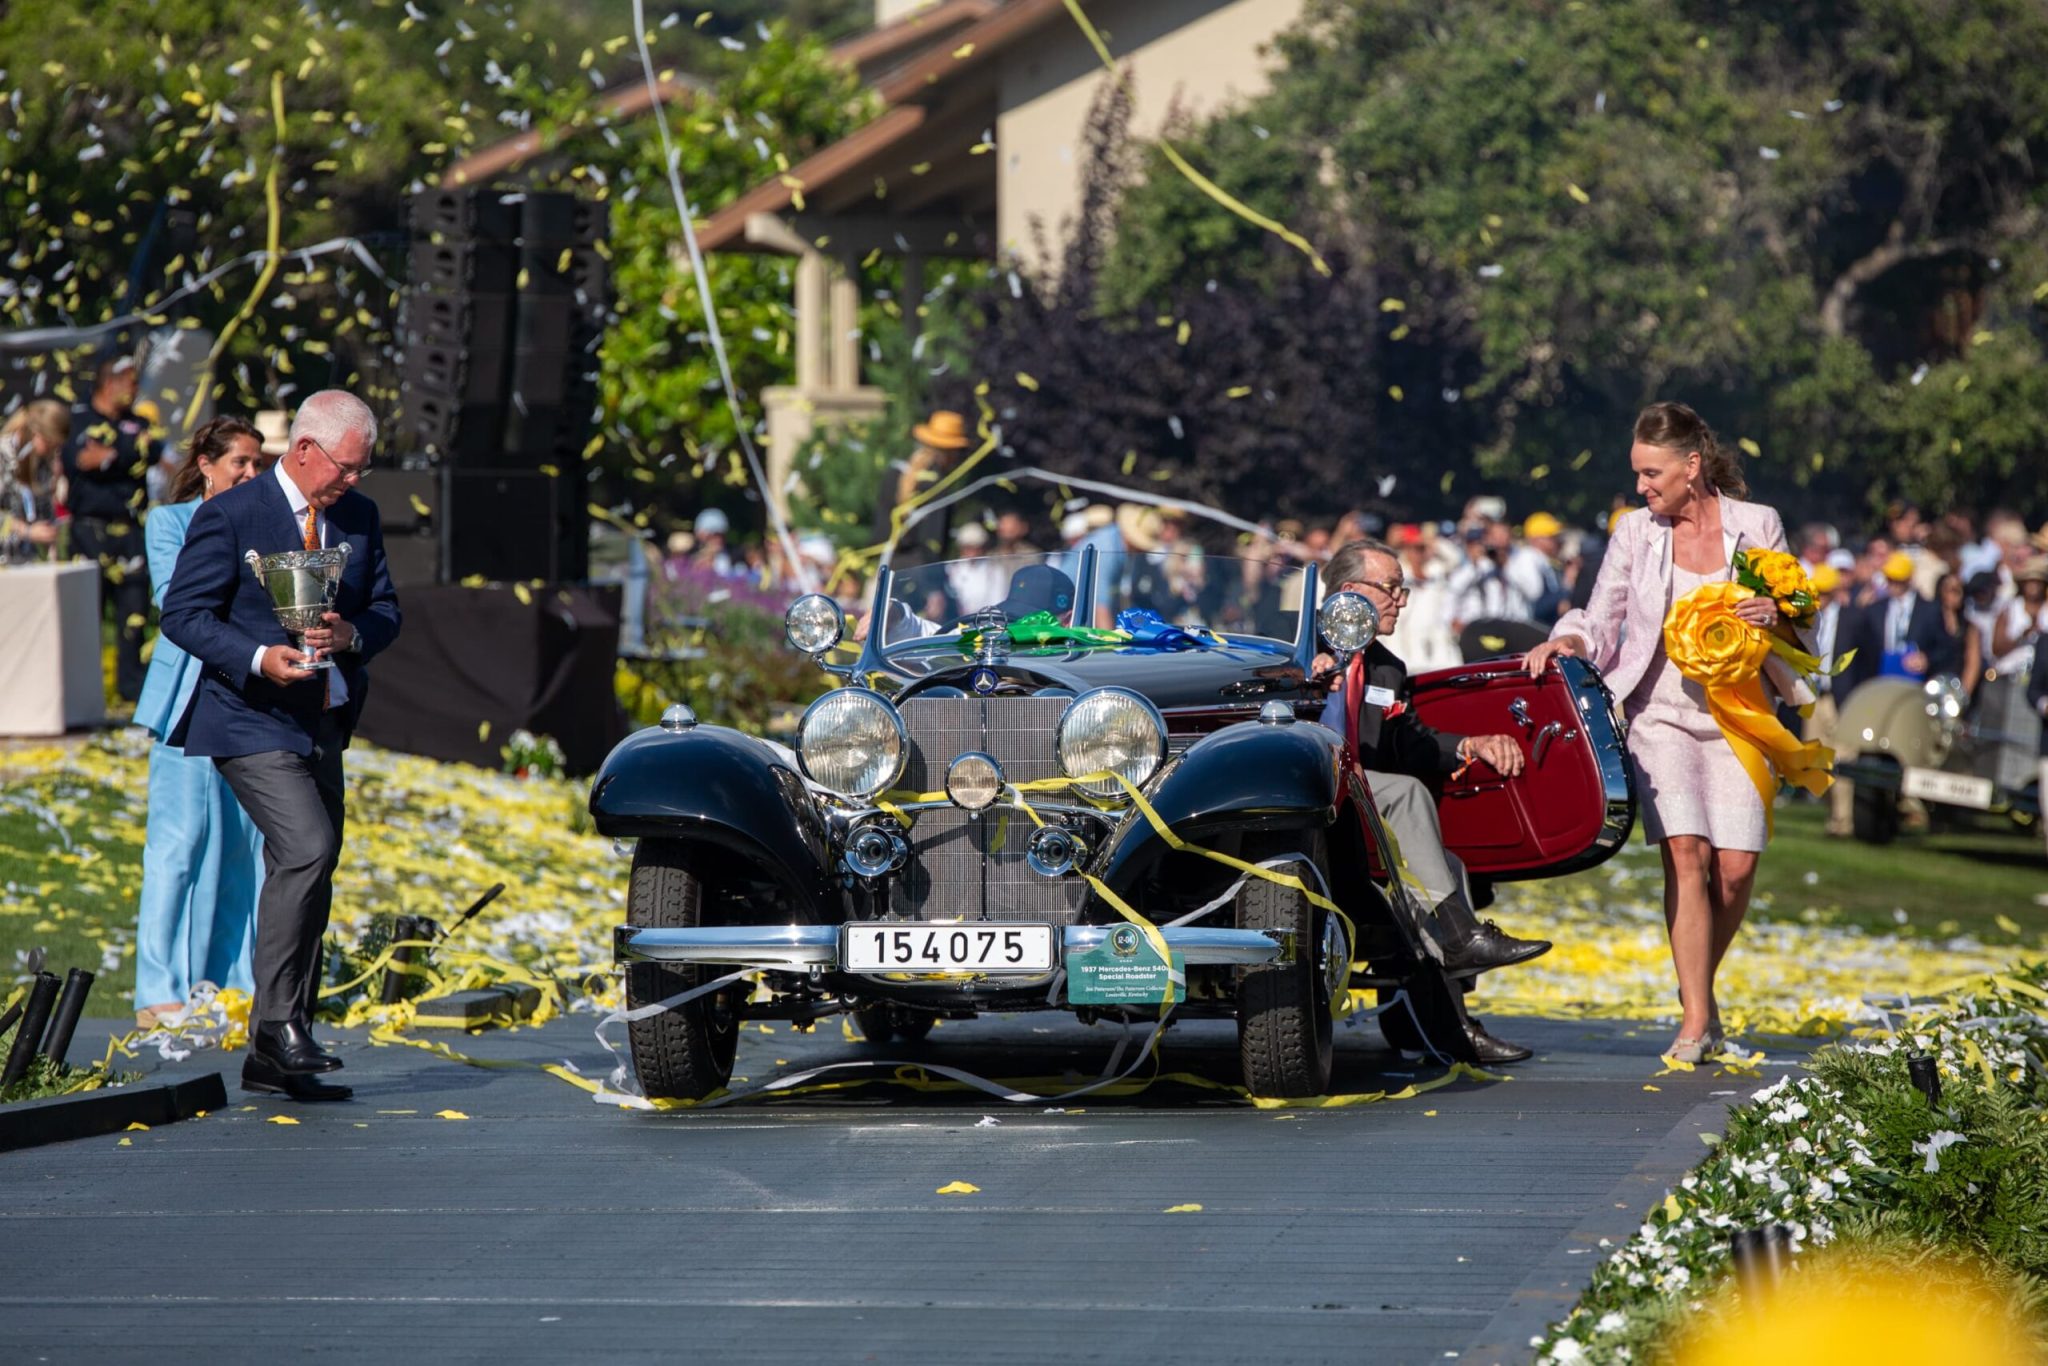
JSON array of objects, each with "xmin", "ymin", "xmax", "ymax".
[
  {"xmin": 1101, "ymin": 0, "xmax": 2048, "ymax": 524},
  {"xmin": 544, "ymin": 28, "xmax": 873, "ymax": 512},
  {"xmin": 0, "ymin": 2, "xmax": 884, "ymax": 538}
]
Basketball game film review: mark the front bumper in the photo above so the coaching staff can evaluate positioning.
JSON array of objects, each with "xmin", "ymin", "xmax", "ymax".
[{"xmin": 613, "ymin": 923, "xmax": 1287, "ymax": 971}]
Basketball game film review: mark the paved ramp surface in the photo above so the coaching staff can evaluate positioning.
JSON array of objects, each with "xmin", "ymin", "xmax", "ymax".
[{"xmin": 3, "ymin": 1013, "xmax": 1801, "ymax": 1365}]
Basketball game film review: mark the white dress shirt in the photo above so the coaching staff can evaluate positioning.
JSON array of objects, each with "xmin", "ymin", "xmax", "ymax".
[{"xmin": 247, "ymin": 462, "xmax": 349, "ymax": 708}]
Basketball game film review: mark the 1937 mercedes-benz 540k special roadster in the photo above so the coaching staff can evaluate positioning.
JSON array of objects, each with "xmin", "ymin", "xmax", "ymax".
[{"xmin": 588, "ymin": 545, "xmax": 1636, "ymax": 1100}]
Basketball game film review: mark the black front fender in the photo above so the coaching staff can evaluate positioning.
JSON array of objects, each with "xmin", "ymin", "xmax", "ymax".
[
  {"xmin": 1095, "ymin": 720, "xmax": 1342, "ymax": 891},
  {"xmin": 588, "ymin": 725, "xmax": 840, "ymax": 920}
]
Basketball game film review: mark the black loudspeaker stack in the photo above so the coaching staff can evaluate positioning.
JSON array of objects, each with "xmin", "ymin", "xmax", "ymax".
[{"xmin": 392, "ymin": 188, "xmax": 610, "ymax": 585}]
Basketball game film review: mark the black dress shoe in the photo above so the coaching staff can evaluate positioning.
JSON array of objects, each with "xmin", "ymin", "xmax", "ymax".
[
  {"xmin": 1440, "ymin": 921, "xmax": 1552, "ymax": 975},
  {"xmin": 242, "ymin": 1053, "xmax": 353, "ymax": 1102},
  {"xmin": 1463, "ymin": 1017, "xmax": 1534, "ymax": 1065},
  {"xmin": 251, "ymin": 1020, "xmax": 343, "ymax": 1075}
]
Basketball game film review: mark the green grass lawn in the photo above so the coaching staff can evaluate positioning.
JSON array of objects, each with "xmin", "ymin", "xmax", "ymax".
[
  {"xmin": 1, "ymin": 757, "xmax": 141, "ymax": 1004},
  {"xmin": 1551, "ymin": 797, "xmax": 2048, "ymax": 946}
]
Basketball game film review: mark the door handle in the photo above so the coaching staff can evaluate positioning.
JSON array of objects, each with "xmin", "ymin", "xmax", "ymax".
[
  {"xmin": 1532, "ymin": 721, "xmax": 1578, "ymax": 766},
  {"xmin": 1508, "ymin": 697, "xmax": 1533, "ymax": 732}
]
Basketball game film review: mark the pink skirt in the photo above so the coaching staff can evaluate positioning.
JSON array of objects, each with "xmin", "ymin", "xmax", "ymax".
[{"xmin": 1626, "ymin": 703, "xmax": 1768, "ymax": 851}]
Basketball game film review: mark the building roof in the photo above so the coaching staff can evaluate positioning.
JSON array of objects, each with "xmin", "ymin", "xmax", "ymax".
[
  {"xmin": 439, "ymin": 0, "xmax": 1002, "ymax": 190},
  {"xmin": 696, "ymin": 0, "xmax": 1070, "ymax": 255}
]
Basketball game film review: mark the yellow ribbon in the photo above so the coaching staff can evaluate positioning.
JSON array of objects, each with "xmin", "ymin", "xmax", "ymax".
[{"xmin": 1664, "ymin": 582, "xmax": 1834, "ymax": 837}]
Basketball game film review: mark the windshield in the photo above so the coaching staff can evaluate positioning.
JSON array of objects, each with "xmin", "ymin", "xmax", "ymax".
[{"xmin": 878, "ymin": 550, "xmax": 1306, "ymax": 647}]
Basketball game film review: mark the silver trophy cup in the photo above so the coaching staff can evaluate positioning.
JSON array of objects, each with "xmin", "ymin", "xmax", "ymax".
[{"xmin": 245, "ymin": 544, "xmax": 351, "ymax": 671}]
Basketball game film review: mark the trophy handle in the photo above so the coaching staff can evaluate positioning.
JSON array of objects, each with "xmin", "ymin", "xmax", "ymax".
[{"xmin": 244, "ymin": 549, "xmax": 264, "ymax": 576}]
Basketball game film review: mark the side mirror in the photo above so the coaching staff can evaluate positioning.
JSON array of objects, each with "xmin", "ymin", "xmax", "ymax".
[
  {"xmin": 784, "ymin": 593, "xmax": 845, "ymax": 658},
  {"xmin": 1317, "ymin": 590, "xmax": 1380, "ymax": 666}
]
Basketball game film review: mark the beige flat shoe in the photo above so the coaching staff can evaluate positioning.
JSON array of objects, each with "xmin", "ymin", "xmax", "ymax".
[{"xmin": 1665, "ymin": 1036, "xmax": 1710, "ymax": 1065}]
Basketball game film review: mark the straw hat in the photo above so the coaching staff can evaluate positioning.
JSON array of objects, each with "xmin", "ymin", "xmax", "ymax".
[
  {"xmin": 254, "ymin": 409, "xmax": 291, "ymax": 457},
  {"xmin": 2016, "ymin": 555, "xmax": 2048, "ymax": 585},
  {"xmin": 2030, "ymin": 523, "xmax": 2048, "ymax": 553},
  {"xmin": 1116, "ymin": 503, "xmax": 1165, "ymax": 552},
  {"xmin": 911, "ymin": 409, "xmax": 971, "ymax": 450}
]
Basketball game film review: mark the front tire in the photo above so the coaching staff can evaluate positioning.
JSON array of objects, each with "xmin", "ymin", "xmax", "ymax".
[
  {"xmin": 1235, "ymin": 832, "xmax": 1335, "ymax": 1098},
  {"xmin": 624, "ymin": 840, "xmax": 741, "ymax": 1101}
]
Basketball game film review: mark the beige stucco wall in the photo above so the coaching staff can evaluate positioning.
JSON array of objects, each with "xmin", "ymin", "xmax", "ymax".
[
  {"xmin": 876, "ymin": 0, "xmax": 943, "ymax": 26},
  {"xmin": 993, "ymin": 0, "xmax": 1305, "ymax": 259}
]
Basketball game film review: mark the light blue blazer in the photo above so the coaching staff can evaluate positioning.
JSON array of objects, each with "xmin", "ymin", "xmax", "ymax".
[{"xmin": 133, "ymin": 499, "xmax": 203, "ymax": 745}]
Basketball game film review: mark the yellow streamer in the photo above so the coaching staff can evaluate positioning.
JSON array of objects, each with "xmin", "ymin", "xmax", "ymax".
[
  {"xmin": 1059, "ymin": 0, "xmax": 1330, "ymax": 277},
  {"xmin": 184, "ymin": 71, "xmax": 286, "ymax": 430}
]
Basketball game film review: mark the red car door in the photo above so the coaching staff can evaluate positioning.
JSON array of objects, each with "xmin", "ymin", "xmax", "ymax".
[{"xmin": 1406, "ymin": 655, "xmax": 1636, "ymax": 880}]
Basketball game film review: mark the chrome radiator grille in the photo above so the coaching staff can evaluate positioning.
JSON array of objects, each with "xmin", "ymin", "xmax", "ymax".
[{"xmin": 891, "ymin": 696, "xmax": 1087, "ymax": 924}]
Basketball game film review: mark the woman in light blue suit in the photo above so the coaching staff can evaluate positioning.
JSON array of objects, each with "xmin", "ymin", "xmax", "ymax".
[{"xmin": 132, "ymin": 417, "xmax": 266, "ymax": 1026}]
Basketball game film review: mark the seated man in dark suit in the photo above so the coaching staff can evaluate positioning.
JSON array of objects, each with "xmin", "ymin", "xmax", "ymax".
[
  {"xmin": 160, "ymin": 390, "xmax": 401, "ymax": 1102},
  {"xmin": 1320, "ymin": 539, "xmax": 1550, "ymax": 1064}
]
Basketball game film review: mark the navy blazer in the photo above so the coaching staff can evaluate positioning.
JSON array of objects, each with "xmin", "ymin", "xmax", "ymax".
[
  {"xmin": 159, "ymin": 474, "xmax": 401, "ymax": 758},
  {"xmin": 1836, "ymin": 592, "xmax": 1938, "ymax": 702},
  {"xmin": 1318, "ymin": 641, "xmax": 1465, "ymax": 779}
]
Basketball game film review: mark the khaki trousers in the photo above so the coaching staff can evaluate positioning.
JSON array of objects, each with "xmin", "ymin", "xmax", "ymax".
[{"xmin": 1804, "ymin": 693, "xmax": 1854, "ymax": 836}]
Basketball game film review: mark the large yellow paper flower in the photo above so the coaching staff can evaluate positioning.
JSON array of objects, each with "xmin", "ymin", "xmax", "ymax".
[{"xmin": 1664, "ymin": 581, "xmax": 1769, "ymax": 688}]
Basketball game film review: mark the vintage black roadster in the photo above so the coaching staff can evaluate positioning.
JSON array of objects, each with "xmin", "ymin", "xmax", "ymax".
[{"xmin": 589, "ymin": 547, "xmax": 1635, "ymax": 1100}]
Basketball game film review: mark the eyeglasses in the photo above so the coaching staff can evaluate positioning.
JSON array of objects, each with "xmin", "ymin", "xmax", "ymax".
[
  {"xmin": 305, "ymin": 437, "xmax": 371, "ymax": 483},
  {"xmin": 1347, "ymin": 577, "xmax": 1410, "ymax": 602}
]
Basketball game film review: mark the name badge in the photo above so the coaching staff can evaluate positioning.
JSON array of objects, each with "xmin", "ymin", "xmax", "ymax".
[{"xmin": 1363, "ymin": 685, "xmax": 1398, "ymax": 709}]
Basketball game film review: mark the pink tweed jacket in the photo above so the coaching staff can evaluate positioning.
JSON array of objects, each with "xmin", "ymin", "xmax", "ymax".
[{"xmin": 1552, "ymin": 493, "xmax": 1814, "ymax": 708}]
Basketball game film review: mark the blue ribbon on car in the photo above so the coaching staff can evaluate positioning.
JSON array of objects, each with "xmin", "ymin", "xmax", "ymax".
[{"xmin": 1113, "ymin": 608, "xmax": 1292, "ymax": 655}]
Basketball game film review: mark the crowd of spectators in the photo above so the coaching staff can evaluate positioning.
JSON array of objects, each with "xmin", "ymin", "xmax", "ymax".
[{"xmin": 658, "ymin": 489, "xmax": 2048, "ymax": 702}]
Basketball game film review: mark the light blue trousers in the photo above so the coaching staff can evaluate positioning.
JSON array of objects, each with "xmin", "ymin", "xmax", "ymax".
[{"xmin": 133, "ymin": 741, "xmax": 263, "ymax": 1008}]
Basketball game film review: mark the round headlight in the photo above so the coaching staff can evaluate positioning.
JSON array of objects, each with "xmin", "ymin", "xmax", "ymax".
[
  {"xmin": 798, "ymin": 689, "xmax": 905, "ymax": 798},
  {"xmin": 945, "ymin": 752, "xmax": 1004, "ymax": 811},
  {"xmin": 1318, "ymin": 590, "xmax": 1380, "ymax": 656},
  {"xmin": 784, "ymin": 593, "xmax": 845, "ymax": 655},
  {"xmin": 1057, "ymin": 688, "xmax": 1166, "ymax": 799}
]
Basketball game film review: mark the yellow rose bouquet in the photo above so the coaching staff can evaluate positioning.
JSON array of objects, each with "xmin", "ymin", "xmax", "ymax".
[
  {"xmin": 1733, "ymin": 548, "xmax": 1817, "ymax": 623},
  {"xmin": 1664, "ymin": 581, "xmax": 1833, "ymax": 833}
]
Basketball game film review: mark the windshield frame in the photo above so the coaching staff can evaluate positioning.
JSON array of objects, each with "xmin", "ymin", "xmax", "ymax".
[{"xmin": 850, "ymin": 545, "xmax": 1323, "ymax": 683}]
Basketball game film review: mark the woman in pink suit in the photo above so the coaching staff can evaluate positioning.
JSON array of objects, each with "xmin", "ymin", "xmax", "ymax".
[{"xmin": 1525, "ymin": 402, "xmax": 1806, "ymax": 1063}]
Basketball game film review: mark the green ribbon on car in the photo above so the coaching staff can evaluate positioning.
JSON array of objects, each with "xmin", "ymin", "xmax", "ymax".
[{"xmin": 956, "ymin": 612, "xmax": 1130, "ymax": 657}]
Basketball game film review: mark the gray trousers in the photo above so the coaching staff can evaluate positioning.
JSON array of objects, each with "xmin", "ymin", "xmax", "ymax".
[
  {"xmin": 216, "ymin": 714, "xmax": 346, "ymax": 1024},
  {"xmin": 1366, "ymin": 771, "xmax": 1475, "ymax": 955}
]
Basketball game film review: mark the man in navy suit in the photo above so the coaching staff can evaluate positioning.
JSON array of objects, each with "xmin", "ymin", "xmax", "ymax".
[
  {"xmin": 1836, "ymin": 550, "xmax": 1939, "ymax": 702},
  {"xmin": 161, "ymin": 390, "xmax": 401, "ymax": 1102}
]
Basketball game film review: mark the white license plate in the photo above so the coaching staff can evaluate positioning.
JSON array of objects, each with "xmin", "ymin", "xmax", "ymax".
[
  {"xmin": 841, "ymin": 923, "xmax": 1056, "ymax": 973},
  {"xmin": 1900, "ymin": 767, "xmax": 1995, "ymax": 810}
]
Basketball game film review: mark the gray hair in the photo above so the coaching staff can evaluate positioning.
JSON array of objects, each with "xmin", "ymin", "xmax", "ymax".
[
  {"xmin": 1324, "ymin": 538, "xmax": 1398, "ymax": 590},
  {"xmin": 287, "ymin": 389, "xmax": 377, "ymax": 455}
]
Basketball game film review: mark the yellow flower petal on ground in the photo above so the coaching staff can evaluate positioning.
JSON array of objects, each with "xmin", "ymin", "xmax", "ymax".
[
  {"xmin": 436, "ymin": 1109, "xmax": 469, "ymax": 1120},
  {"xmin": 935, "ymin": 1180, "xmax": 980, "ymax": 1195},
  {"xmin": 267, "ymin": 1115, "xmax": 299, "ymax": 1125},
  {"xmin": 1163, "ymin": 1203, "xmax": 1203, "ymax": 1213}
]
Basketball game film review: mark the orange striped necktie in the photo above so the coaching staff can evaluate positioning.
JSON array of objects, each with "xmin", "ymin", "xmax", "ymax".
[{"xmin": 302, "ymin": 505, "xmax": 318, "ymax": 551}]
